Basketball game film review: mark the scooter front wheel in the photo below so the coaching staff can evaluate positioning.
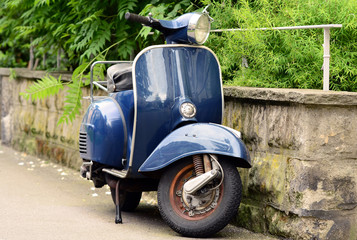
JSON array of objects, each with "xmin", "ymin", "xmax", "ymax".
[{"xmin": 157, "ymin": 157, "xmax": 242, "ymax": 237}]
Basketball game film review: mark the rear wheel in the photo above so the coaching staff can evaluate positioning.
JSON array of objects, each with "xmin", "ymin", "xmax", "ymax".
[
  {"xmin": 110, "ymin": 188, "xmax": 142, "ymax": 212},
  {"xmin": 157, "ymin": 157, "xmax": 242, "ymax": 237}
]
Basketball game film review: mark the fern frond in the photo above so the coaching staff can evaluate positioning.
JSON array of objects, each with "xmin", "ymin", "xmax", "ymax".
[
  {"xmin": 72, "ymin": 61, "xmax": 89, "ymax": 80},
  {"xmin": 14, "ymin": 26, "xmax": 36, "ymax": 38},
  {"xmin": 82, "ymin": 10, "xmax": 103, "ymax": 23},
  {"xmin": 57, "ymin": 79, "xmax": 83, "ymax": 125},
  {"xmin": 56, "ymin": 38, "xmax": 130, "ymax": 125},
  {"xmin": 81, "ymin": 21, "xmax": 111, "ymax": 61},
  {"xmin": 5, "ymin": 0, "xmax": 23, "ymax": 9},
  {"xmin": 118, "ymin": 0, "xmax": 138, "ymax": 19},
  {"xmin": 31, "ymin": 36, "xmax": 45, "ymax": 46},
  {"xmin": 20, "ymin": 75, "xmax": 64, "ymax": 101}
]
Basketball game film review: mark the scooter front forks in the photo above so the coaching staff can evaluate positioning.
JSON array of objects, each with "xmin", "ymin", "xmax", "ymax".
[{"xmin": 193, "ymin": 154, "xmax": 212, "ymax": 176}]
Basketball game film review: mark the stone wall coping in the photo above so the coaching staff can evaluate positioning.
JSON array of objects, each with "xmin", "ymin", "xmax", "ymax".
[
  {"xmin": 1, "ymin": 68, "xmax": 357, "ymax": 106},
  {"xmin": 0, "ymin": 68, "xmax": 72, "ymax": 81},
  {"xmin": 224, "ymin": 86, "xmax": 357, "ymax": 106}
]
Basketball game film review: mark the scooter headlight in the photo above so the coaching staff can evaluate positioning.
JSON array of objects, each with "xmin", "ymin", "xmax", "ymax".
[
  {"xmin": 187, "ymin": 13, "xmax": 211, "ymax": 45},
  {"xmin": 180, "ymin": 102, "xmax": 196, "ymax": 118}
]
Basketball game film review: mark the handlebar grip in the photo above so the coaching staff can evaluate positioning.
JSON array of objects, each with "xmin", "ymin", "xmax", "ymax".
[{"xmin": 125, "ymin": 12, "xmax": 151, "ymax": 26}]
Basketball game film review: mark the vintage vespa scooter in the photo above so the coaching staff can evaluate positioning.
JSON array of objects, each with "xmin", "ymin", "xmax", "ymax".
[{"xmin": 79, "ymin": 8, "xmax": 251, "ymax": 237}]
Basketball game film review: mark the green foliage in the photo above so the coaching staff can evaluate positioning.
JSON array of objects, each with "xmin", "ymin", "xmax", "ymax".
[
  {"xmin": 138, "ymin": 0, "xmax": 196, "ymax": 40},
  {"xmin": 59, "ymin": 79, "xmax": 83, "ymax": 125},
  {"xmin": 0, "ymin": 0, "xmax": 146, "ymax": 68},
  {"xmin": 9, "ymin": 68, "xmax": 17, "ymax": 81},
  {"xmin": 3, "ymin": 0, "xmax": 357, "ymax": 125},
  {"xmin": 0, "ymin": 0, "xmax": 200, "ymax": 68},
  {"xmin": 2, "ymin": 0, "xmax": 195, "ymax": 124},
  {"xmin": 205, "ymin": 0, "xmax": 357, "ymax": 91},
  {"xmin": 20, "ymin": 75, "xmax": 63, "ymax": 101}
]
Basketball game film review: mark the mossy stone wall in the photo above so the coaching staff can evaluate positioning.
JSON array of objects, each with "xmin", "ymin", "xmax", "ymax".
[
  {"xmin": 0, "ymin": 68, "xmax": 93, "ymax": 168},
  {"xmin": 224, "ymin": 87, "xmax": 357, "ymax": 240}
]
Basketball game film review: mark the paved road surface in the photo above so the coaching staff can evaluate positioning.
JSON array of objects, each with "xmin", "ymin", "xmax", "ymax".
[{"xmin": 0, "ymin": 145, "xmax": 279, "ymax": 240}]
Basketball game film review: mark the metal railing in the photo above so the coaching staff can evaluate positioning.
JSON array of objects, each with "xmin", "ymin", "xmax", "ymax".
[
  {"xmin": 211, "ymin": 24, "xmax": 343, "ymax": 91},
  {"xmin": 89, "ymin": 61, "xmax": 132, "ymax": 102}
]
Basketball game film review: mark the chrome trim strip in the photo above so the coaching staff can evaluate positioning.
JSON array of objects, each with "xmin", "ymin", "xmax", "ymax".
[
  {"xmin": 102, "ymin": 168, "xmax": 128, "ymax": 178},
  {"xmin": 93, "ymin": 81, "xmax": 108, "ymax": 92},
  {"xmin": 129, "ymin": 44, "xmax": 223, "ymax": 168},
  {"xmin": 210, "ymin": 123, "xmax": 242, "ymax": 139},
  {"xmin": 109, "ymin": 96, "xmax": 128, "ymax": 159}
]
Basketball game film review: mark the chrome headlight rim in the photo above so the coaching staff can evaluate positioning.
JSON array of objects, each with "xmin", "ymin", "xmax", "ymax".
[{"xmin": 187, "ymin": 13, "xmax": 211, "ymax": 45}]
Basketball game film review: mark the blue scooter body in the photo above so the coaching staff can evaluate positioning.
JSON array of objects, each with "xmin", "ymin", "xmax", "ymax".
[{"xmin": 80, "ymin": 44, "xmax": 250, "ymax": 178}]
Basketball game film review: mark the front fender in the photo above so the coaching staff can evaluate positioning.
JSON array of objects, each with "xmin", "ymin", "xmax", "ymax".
[{"xmin": 139, "ymin": 123, "xmax": 251, "ymax": 172}]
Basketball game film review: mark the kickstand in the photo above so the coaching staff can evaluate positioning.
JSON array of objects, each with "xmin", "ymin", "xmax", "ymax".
[{"xmin": 115, "ymin": 180, "xmax": 122, "ymax": 224}]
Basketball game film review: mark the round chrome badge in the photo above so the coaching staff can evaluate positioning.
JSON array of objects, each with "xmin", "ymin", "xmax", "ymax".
[{"xmin": 180, "ymin": 102, "xmax": 196, "ymax": 118}]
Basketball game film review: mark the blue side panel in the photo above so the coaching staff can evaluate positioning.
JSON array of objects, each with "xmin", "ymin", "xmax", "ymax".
[
  {"xmin": 111, "ymin": 90, "xmax": 134, "ymax": 169},
  {"xmin": 139, "ymin": 123, "xmax": 251, "ymax": 172},
  {"xmin": 80, "ymin": 91, "xmax": 133, "ymax": 168},
  {"xmin": 130, "ymin": 46, "xmax": 223, "ymax": 176}
]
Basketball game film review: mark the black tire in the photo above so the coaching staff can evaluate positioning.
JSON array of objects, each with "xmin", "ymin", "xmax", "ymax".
[
  {"xmin": 110, "ymin": 188, "xmax": 142, "ymax": 212},
  {"xmin": 157, "ymin": 157, "xmax": 242, "ymax": 237}
]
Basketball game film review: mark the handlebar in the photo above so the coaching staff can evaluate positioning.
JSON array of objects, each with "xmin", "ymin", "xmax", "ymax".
[
  {"xmin": 125, "ymin": 12, "xmax": 172, "ymax": 36},
  {"xmin": 125, "ymin": 12, "xmax": 152, "ymax": 26}
]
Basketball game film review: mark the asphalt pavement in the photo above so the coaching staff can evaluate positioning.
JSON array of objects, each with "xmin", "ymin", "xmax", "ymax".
[{"xmin": 0, "ymin": 144, "xmax": 279, "ymax": 240}]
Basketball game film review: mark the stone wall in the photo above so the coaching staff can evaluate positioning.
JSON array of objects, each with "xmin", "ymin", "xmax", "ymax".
[
  {"xmin": 0, "ymin": 68, "xmax": 356, "ymax": 239},
  {"xmin": 0, "ymin": 68, "xmax": 92, "ymax": 168},
  {"xmin": 223, "ymin": 87, "xmax": 357, "ymax": 240}
]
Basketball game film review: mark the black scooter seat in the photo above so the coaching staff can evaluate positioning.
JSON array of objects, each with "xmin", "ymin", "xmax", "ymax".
[{"xmin": 107, "ymin": 63, "xmax": 133, "ymax": 92}]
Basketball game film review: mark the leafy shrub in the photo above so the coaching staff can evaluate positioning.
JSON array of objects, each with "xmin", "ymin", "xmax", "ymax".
[
  {"xmin": 205, "ymin": 0, "xmax": 357, "ymax": 91},
  {"xmin": 0, "ymin": 0, "xmax": 195, "ymax": 69},
  {"xmin": 9, "ymin": 0, "xmax": 197, "ymax": 124}
]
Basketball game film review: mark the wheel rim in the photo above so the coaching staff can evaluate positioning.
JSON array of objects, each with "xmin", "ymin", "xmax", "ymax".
[{"xmin": 169, "ymin": 164, "xmax": 223, "ymax": 220}]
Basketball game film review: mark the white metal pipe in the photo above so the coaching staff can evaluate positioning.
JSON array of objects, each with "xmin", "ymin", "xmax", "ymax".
[
  {"xmin": 210, "ymin": 24, "xmax": 342, "ymax": 32},
  {"xmin": 93, "ymin": 81, "xmax": 108, "ymax": 92},
  {"xmin": 323, "ymin": 28, "xmax": 331, "ymax": 91}
]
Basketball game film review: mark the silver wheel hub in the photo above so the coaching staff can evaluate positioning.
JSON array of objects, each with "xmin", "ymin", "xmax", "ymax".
[{"xmin": 176, "ymin": 188, "xmax": 220, "ymax": 217}]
